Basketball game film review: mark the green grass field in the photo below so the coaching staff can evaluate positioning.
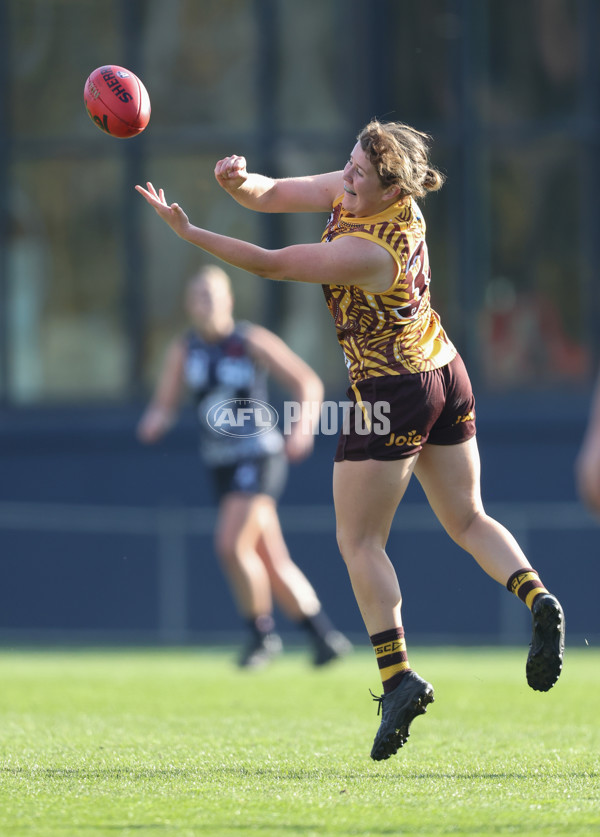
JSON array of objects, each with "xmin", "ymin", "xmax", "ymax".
[{"xmin": 0, "ymin": 645, "xmax": 598, "ymax": 836}]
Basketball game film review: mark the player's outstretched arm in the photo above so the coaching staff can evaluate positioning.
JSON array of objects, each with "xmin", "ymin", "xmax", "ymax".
[
  {"xmin": 214, "ymin": 155, "xmax": 344, "ymax": 214},
  {"xmin": 136, "ymin": 180, "xmax": 278, "ymax": 273},
  {"xmin": 135, "ymin": 181, "xmax": 395, "ymax": 292}
]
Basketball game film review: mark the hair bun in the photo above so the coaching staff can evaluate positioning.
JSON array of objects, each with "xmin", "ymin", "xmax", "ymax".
[{"xmin": 423, "ymin": 168, "xmax": 445, "ymax": 192}]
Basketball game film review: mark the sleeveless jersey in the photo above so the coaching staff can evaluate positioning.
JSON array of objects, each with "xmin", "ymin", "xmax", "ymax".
[
  {"xmin": 183, "ymin": 322, "xmax": 284, "ymax": 466},
  {"xmin": 321, "ymin": 195, "xmax": 456, "ymax": 382}
]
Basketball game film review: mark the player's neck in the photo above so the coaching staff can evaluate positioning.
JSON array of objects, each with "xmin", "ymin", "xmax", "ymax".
[{"xmin": 197, "ymin": 318, "xmax": 234, "ymax": 343}]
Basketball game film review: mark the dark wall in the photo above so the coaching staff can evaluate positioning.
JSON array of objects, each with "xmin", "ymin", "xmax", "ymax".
[{"xmin": 0, "ymin": 392, "xmax": 598, "ymax": 646}]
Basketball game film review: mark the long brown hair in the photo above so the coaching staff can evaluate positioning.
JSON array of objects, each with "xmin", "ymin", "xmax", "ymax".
[{"xmin": 357, "ymin": 119, "xmax": 445, "ymax": 198}]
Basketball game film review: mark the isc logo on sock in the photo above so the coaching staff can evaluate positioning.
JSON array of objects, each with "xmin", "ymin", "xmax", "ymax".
[{"xmin": 374, "ymin": 640, "xmax": 403, "ymax": 656}]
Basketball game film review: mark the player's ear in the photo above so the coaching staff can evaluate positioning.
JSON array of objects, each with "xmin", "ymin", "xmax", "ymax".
[{"xmin": 383, "ymin": 184, "xmax": 402, "ymax": 202}]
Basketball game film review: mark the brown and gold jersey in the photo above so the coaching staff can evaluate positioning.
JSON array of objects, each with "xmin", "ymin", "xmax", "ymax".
[{"xmin": 321, "ymin": 196, "xmax": 456, "ymax": 382}]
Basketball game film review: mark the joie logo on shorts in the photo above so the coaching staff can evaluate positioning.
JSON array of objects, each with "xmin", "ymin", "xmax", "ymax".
[{"xmin": 206, "ymin": 398, "xmax": 279, "ymax": 437}]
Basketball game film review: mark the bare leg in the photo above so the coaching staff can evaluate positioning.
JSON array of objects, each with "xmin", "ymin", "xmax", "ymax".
[
  {"xmin": 415, "ymin": 437, "xmax": 565, "ymax": 693},
  {"xmin": 414, "ymin": 437, "xmax": 531, "ymax": 583},
  {"xmin": 214, "ymin": 493, "xmax": 273, "ymax": 618},
  {"xmin": 333, "ymin": 458, "xmax": 435, "ymax": 762},
  {"xmin": 332, "ymin": 457, "xmax": 417, "ymax": 635},
  {"xmin": 253, "ymin": 497, "xmax": 321, "ymax": 620}
]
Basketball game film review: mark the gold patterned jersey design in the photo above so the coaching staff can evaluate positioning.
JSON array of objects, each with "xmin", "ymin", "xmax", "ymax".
[{"xmin": 321, "ymin": 196, "xmax": 456, "ymax": 382}]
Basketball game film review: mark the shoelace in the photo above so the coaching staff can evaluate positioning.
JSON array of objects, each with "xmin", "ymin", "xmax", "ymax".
[{"xmin": 369, "ymin": 688, "xmax": 385, "ymax": 716}]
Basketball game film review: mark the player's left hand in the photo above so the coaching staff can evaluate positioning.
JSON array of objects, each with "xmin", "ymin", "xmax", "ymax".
[{"xmin": 135, "ymin": 182, "xmax": 191, "ymax": 238}]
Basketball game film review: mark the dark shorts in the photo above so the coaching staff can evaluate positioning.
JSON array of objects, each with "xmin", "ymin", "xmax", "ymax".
[
  {"xmin": 209, "ymin": 450, "xmax": 289, "ymax": 502},
  {"xmin": 334, "ymin": 353, "xmax": 476, "ymax": 462}
]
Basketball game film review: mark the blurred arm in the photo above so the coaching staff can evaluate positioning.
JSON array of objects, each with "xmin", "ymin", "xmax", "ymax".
[
  {"xmin": 136, "ymin": 339, "xmax": 186, "ymax": 444},
  {"xmin": 245, "ymin": 324, "xmax": 324, "ymax": 462},
  {"xmin": 575, "ymin": 370, "xmax": 600, "ymax": 514}
]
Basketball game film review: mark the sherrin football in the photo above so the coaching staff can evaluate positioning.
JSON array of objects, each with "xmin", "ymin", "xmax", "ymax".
[{"xmin": 84, "ymin": 65, "xmax": 150, "ymax": 139}]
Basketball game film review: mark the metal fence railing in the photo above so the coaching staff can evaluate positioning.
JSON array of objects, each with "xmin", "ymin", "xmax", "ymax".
[{"xmin": 1, "ymin": 500, "xmax": 598, "ymax": 645}]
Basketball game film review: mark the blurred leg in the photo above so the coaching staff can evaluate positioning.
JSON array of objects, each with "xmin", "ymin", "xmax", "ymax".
[
  {"xmin": 214, "ymin": 493, "xmax": 273, "ymax": 618},
  {"xmin": 254, "ymin": 496, "xmax": 321, "ymax": 620}
]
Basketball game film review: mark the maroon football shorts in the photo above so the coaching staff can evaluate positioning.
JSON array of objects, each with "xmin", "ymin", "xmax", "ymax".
[{"xmin": 334, "ymin": 353, "xmax": 476, "ymax": 461}]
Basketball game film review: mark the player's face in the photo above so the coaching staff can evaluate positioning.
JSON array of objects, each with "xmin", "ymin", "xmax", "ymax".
[
  {"xmin": 186, "ymin": 277, "xmax": 233, "ymax": 334},
  {"xmin": 341, "ymin": 142, "xmax": 397, "ymax": 217}
]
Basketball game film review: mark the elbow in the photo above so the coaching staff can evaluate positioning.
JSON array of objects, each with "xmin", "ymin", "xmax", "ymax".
[
  {"xmin": 256, "ymin": 268, "xmax": 284, "ymax": 282},
  {"xmin": 256, "ymin": 250, "xmax": 289, "ymax": 282},
  {"xmin": 257, "ymin": 268, "xmax": 287, "ymax": 283}
]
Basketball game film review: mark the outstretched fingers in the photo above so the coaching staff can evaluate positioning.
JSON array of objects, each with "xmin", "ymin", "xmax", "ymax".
[
  {"xmin": 136, "ymin": 182, "xmax": 183, "ymax": 214},
  {"xmin": 135, "ymin": 181, "xmax": 166, "ymax": 204},
  {"xmin": 135, "ymin": 183, "xmax": 158, "ymax": 205},
  {"xmin": 134, "ymin": 182, "xmax": 191, "ymax": 238}
]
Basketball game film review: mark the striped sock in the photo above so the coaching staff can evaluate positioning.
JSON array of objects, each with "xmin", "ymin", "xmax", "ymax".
[
  {"xmin": 370, "ymin": 626, "xmax": 411, "ymax": 694},
  {"xmin": 506, "ymin": 568, "xmax": 549, "ymax": 610}
]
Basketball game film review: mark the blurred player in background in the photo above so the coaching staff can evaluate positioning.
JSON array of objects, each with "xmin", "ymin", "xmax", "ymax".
[
  {"xmin": 576, "ymin": 370, "xmax": 600, "ymax": 514},
  {"xmin": 136, "ymin": 120, "xmax": 565, "ymax": 761},
  {"xmin": 137, "ymin": 265, "xmax": 352, "ymax": 669}
]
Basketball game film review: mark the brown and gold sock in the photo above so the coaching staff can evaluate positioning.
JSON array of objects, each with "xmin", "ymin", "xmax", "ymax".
[
  {"xmin": 506, "ymin": 568, "xmax": 549, "ymax": 610},
  {"xmin": 370, "ymin": 626, "xmax": 411, "ymax": 694}
]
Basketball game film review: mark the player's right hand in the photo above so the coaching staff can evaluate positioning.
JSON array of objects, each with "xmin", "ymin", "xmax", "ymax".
[
  {"xmin": 136, "ymin": 406, "xmax": 172, "ymax": 444},
  {"xmin": 214, "ymin": 155, "xmax": 248, "ymax": 191},
  {"xmin": 135, "ymin": 183, "xmax": 191, "ymax": 239}
]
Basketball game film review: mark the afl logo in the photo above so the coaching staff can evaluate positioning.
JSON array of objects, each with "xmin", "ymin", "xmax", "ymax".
[{"xmin": 206, "ymin": 398, "xmax": 279, "ymax": 437}]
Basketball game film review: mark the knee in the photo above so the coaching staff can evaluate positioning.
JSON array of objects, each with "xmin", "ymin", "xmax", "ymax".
[
  {"xmin": 336, "ymin": 526, "xmax": 381, "ymax": 570},
  {"xmin": 444, "ymin": 507, "xmax": 484, "ymax": 548},
  {"xmin": 335, "ymin": 525, "xmax": 355, "ymax": 564}
]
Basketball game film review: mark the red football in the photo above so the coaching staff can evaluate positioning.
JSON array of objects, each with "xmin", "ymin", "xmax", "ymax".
[{"xmin": 84, "ymin": 65, "xmax": 150, "ymax": 139}]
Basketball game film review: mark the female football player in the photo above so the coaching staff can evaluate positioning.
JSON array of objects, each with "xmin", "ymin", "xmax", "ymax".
[
  {"xmin": 136, "ymin": 120, "xmax": 565, "ymax": 761},
  {"xmin": 137, "ymin": 265, "xmax": 352, "ymax": 669}
]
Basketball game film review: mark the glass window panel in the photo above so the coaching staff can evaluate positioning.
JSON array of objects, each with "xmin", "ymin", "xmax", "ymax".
[
  {"xmin": 8, "ymin": 157, "xmax": 128, "ymax": 401},
  {"xmin": 486, "ymin": 0, "xmax": 580, "ymax": 123},
  {"xmin": 387, "ymin": 0, "xmax": 463, "ymax": 125},
  {"xmin": 138, "ymin": 152, "xmax": 267, "ymax": 390},
  {"xmin": 2, "ymin": 0, "xmax": 597, "ymax": 406},
  {"xmin": 10, "ymin": 0, "xmax": 120, "ymax": 140},
  {"xmin": 481, "ymin": 139, "xmax": 589, "ymax": 390},
  {"xmin": 277, "ymin": 0, "xmax": 344, "ymax": 133},
  {"xmin": 141, "ymin": 0, "xmax": 258, "ymax": 133}
]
